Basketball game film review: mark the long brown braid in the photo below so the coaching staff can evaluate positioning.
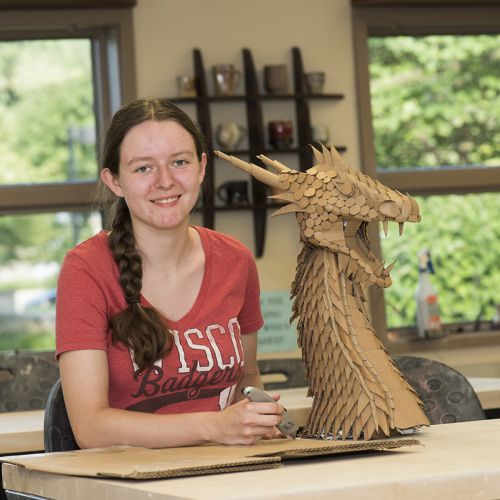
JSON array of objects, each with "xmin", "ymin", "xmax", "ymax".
[
  {"xmin": 107, "ymin": 198, "xmax": 173, "ymax": 371},
  {"xmin": 96, "ymin": 98, "xmax": 207, "ymax": 372}
]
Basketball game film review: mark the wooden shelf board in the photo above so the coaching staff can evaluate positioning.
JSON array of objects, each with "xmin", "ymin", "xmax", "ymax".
[
  {"xmin": 173, "ymin": 47, "xmax": 346, "ymax": 257},
  {"xmin": 169, "ymin": 93, "xmax": 344, "ymax": 103}
]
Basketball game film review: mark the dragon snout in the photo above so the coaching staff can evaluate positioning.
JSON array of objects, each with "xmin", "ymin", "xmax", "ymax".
[
  {"xmin": 379, "ymin": 197, "xmax": 420, "ymax": 224},
  {"xmin": 379, "ymin": 200, "xmax": 399, "ymax": 219}
]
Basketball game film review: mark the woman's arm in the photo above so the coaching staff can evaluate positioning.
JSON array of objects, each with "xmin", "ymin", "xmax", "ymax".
[
  {"xmin": 234, "ymin": 331, "xmax": 266, "ymax": 400},
  {"xmin": 59, "ymin": 347, "xmax": 283, "ymax": 448},
  {"xmin": 233, "ymin": 331, "xmax": 284, "ymax": 440}
]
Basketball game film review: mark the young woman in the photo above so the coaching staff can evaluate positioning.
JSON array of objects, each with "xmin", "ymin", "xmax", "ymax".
[{"xmin": 56, "ymin": 97, "xmax": 283, "ymax": 449}]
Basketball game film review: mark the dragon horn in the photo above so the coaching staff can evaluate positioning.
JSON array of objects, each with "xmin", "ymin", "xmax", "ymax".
[
  {"xmin": 310, "ymin": 144, "xmax": 324, "ymax": 164},
  {"xmin": 214, "ymin": 151, "xmax": 280, "ymax": 190},
  {"xmin": 256, "ymin": 154, "xmax": 292, "ymax": 174}
]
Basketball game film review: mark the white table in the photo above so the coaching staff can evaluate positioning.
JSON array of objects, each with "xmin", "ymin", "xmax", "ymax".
[
  {"xmin": 0, "ymin": 410, "xmax": 44, "ymax": 455},
  {"xmin": 0, "ymin": 378, "xmax": 497, "ymax": 456},
  {"xmin": 3, "ymin": 419, "xmax": 500, "ymax": 499},
  {"xmin": 0, "ymin": 410, "xmax": 44, "ymax": 500},
  {"xmin": 469, "ymin": 377, "xmax": 500, "ymax": 410},
  {"xmin": 280, "ymin": 377, "xmax": 500, "ymax": 427}
]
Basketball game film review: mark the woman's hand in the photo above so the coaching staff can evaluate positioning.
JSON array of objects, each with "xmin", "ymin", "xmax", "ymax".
[
  {"xmin": 209, "ymin": 397, "xmax": 284, "ymax": 445},
  {"xmin": 262, "ymin": 393, "xmax": 287, "ymax": 439}
]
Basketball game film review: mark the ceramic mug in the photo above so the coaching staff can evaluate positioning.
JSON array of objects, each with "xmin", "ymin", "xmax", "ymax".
[
  {"xmin": 305, "ymin": 71, "xmax": 326, "ymax": 94},
  {"xmin": 268, "ymin": 120, "xmax": 293, "ymax": 149},
  {"xmin": 176, "ymin": 75, "xmax": 196, "ymax": 97},
  {"xmin": 212, "ymin": 64, "xmax": 241, "ymax": 96},
  {"xmin": 311, "ymin": 124, "xmax": 330, "ymax": 144},
  {"xmin": 264, "ymin": 65, "xmax": 288, "ymax": 95},
  {"xmin": 217, "ymin": 180, "xmax": 249, "ymax": 205},
  {"xmin": 216, "ymin": 122, "xmax": 246, "ymax": 150}
]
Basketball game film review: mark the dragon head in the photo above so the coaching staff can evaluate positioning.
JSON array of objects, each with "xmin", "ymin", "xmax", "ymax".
[{"xmin": 214, "ymin": 145, "xmax": 420, "ymax": 289}]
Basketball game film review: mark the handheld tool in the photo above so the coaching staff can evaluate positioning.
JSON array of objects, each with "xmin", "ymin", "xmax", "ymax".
[{"xmin": 242, "ymin": 386, "xmax": 299, "ymax": 439}]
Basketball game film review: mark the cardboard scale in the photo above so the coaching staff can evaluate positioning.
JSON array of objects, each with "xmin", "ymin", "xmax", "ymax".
[
  {"xmin": 1, "ymin": 436, "xmax": 420, "ymax": 480},
  {"xmin": 215, "ymin": 146, "xmax": 430, "ymax": 440}
]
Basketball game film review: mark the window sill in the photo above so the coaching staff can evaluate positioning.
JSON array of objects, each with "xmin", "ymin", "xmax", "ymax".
[{"xmin": 388, "ymin": 328, "xmax": 500, "ymax": 355}]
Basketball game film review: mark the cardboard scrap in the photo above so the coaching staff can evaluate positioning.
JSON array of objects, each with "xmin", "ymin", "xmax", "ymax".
[
  {"xmin": 250, "ymin": 435, "xmax": 421, "ymax": 459},
  {"xmin": 1, "ymin": 446, "xmax": 280, "ymax": 480},
  {"xmin": 1, "ymin": 437, "xmax": 420, "ymax": 480},
  {"xmin": 215, "ymin": 147, "xmax": 430, "ymax": 440}
]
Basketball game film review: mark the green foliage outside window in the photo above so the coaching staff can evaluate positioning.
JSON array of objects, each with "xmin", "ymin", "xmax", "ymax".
[
  {"xmin": 382, "ymin": 193, "xmax": 500, "ymax": 327},
  {"xmin": 369, "ymin": 35, "xmax": 500, "ymax": 328},
  {"xmin": 0, "ymin": 39, "xmax": 99, "ymax": 351},
  {"xmin": 0, "ymin": 39, "xmax": 96, "ymax": 184}
]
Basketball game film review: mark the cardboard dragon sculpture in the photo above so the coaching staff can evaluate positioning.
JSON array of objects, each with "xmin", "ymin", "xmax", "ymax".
[{"xmin": 215, "ymin": 145, "xmax": 430, "ymax": 440}]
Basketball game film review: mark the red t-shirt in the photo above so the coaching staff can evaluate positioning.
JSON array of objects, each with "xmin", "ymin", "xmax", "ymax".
[{"xmin": 56, "ymin": 227, "xmax": 263, "ymax": 414}]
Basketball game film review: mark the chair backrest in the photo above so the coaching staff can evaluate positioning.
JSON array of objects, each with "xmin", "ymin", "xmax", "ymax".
[
  {"xmin": 258, "ymin": 358, "xmax": 309, "ymax": 390},
  {"xmin": 0, "ymin": 352, "xmax": 59, "ymax": 412},
  {"xmin": 393, "ymin": 355, "xmax": 485, "ymax": 424},
  {"xmin": 44, "ymin": 379, "xmax": 79, "ymax": 452}
]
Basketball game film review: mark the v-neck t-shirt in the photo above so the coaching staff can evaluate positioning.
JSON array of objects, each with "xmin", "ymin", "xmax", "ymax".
[{"xmin": 55, "ymin": 227, "xmax": 264, "ymax": 414}]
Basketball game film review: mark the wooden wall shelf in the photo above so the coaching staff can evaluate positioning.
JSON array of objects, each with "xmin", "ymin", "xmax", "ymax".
[{"xmin": 169, "ymin": 47, "xmax": 345, "ymax": 257}]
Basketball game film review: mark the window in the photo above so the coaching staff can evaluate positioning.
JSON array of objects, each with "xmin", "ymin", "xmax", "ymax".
[
  {"xmin": 353, "ymin": 4, "xmax": 500, "ymax": 341},
  {"xmin": 0, "ymin": 7, "xmax": 137, "ymax": 351},
  {"xmin": 0, "ymin": 38, "xmax": 97, "ymax": 185}
]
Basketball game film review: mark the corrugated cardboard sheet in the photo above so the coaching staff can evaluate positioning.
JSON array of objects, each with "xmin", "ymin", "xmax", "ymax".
[{"xmin": 2, "ymin": 437, "xmax": 420, "ymax": 479}]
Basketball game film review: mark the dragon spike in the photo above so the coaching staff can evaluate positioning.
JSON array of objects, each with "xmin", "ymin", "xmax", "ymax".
[
  {"xmin": 214, "ymin": 151, "xmax": 280, "ymax": 190},
  {"xmin": 399, "ymin": 222, "xmax": 405, "ymax": 236},
  {"xmin": 375, "ymin": 261, "xmax": 385, "ymax": 275},
  {"xmin": 384, "ymin": 260, "xmax": 397, "ymax": 276},
  {"xmin": 310, "ymin": 144, "xmax": 324, "ymax": 164},
  {"xmin": 321, "ymin": 143, "xmax": 333, "ymax": 167},
  {"xmin": 269, "ymin": 203, "xmax": 304, "ymax": 218},
  {"xmin": 256, "ymin": 154, "xmax": 292, "ymax": 174},
  {"xmin": 268, "ymin": 192, "xmax": 296, "ymax": 203},
  {"xmin": 382, "ymin": 220, "xmax": 389, "ymax": 237},
  {"xmin": 329, "ymin": 145, "xmax": 345, "ymax": 168}
]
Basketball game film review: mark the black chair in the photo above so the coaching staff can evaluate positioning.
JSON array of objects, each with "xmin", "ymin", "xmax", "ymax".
[
  {"xmin": 258, "ymin": 355, "xmax": 484, "ymax": 423},
  {"xmin": 43, "ymin": 379, "xmax": 79, "ymax": 452},
  {"xmin": 0, "ymin": 354, "xmax": 60, "ymax": 500},
  {"xmin": 258, "ymin": 358, "xmax": 309, "ymax": 390},
  {"xmin": 0, "ymin": 352, "xmax": 59, "ymax": 413},
  {"xmin": 393, "ymin": 355, "xmax": 485, "ymax": 424}
]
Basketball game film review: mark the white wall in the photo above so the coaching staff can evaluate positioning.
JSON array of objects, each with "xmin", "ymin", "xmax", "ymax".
[{"xmin": 132, "ymin": 0, "xmax": 359, "ymax": 291}]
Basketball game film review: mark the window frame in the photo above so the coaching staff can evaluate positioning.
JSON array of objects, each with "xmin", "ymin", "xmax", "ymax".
[
  {"xmin": 352, "ymin": 4, "xmax": 500, "ymax": 343},
  {"xmin": 0, "ymin": 8, "xmax": 137, "ymax": 215}
]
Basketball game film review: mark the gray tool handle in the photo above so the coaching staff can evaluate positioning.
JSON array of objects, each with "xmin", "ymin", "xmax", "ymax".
[{"xmin": 242, "ymin": 386, "xmax": 299, "ymax": 438}]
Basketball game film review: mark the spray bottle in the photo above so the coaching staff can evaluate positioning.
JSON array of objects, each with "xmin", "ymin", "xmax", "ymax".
[{"xmin": 416, "ymin": 249, "xmax": 443, "ymax": 339}]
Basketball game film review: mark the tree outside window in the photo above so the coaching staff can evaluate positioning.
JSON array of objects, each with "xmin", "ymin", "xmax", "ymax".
[
  {"xmin": 0, "ymin": 8, "xmax": 136, "ymax": 351},
  {"xmin": 353, "ymin": 6, "xmax": 500, "ymax": 340}
]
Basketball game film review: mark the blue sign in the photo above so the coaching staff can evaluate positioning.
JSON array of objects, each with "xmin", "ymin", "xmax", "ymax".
[{"xmin": 258, "ymin": 290, "xmax": 298, "ymax": 353}]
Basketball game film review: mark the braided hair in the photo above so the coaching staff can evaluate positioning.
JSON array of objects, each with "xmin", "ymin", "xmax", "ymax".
[{"xmin": 96, "ymin": 98, "xmax": 207, "ymax": 372}]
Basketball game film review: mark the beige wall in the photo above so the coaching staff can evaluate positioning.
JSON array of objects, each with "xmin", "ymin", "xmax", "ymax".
[{"xmin": 132, "ymin": 0, "xmax": 359, "ymax": 291}]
